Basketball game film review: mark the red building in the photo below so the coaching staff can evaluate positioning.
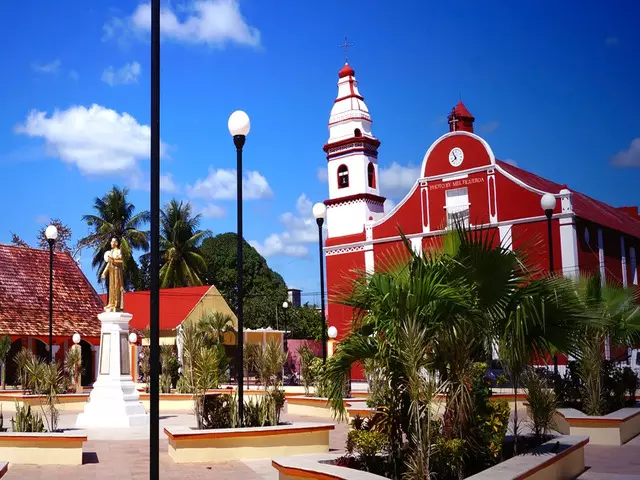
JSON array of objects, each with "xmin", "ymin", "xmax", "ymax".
[
  {"xmin": 0, "ymin": 244, "xmax": 103, "ymax": 385},
  {"xmin": 322, "ymin": 62, "xmax": 640, "ymax": 378}
]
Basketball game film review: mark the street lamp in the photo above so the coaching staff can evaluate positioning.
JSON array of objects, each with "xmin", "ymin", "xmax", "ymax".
[
  {"xmin": 312, "ymin": 202, "xmax": 328, "ymax": 363},
  {"xmin": 328, "ymin": 326, "xmax": 337, "ymax": 340},
  {"xmin": 282, "ymin": 301, "xmax": 289, "ymax": 352},
  {"xmin": 228, "ymin": 109, "xmax": 251, "ymax": 424},
  {"xmin": 129, "ymin": 332, "xmax": 138, "ymax": 344},
  {"xmin": 72, "ymin": 332, "xmax": 81, "ymax": 345},
  {"xmin": 540, "ymin": 193, "xmax": 559, "ymax": 380},
  {"xmin": 45, "ymin": 224, "xmax": 58, "ymax": 363}
]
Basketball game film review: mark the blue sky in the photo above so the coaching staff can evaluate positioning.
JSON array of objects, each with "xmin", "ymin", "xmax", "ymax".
[{"xmin": 1, "ymin": 0, "xmax": 639, "ymax": 302}]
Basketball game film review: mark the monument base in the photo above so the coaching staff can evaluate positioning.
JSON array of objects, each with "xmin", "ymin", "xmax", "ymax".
[{"xmin": 76, "ymin": 311, "xmax": 149, "ymax": 428}]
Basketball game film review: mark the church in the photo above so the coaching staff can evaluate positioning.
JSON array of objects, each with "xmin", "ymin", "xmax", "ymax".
[{"xmin": 321, "ymin": 60, "xmax": 640, "ymax": 378}]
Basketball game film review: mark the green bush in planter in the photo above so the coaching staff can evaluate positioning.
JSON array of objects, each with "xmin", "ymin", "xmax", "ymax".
[{"xmin": 11, "ymin": 403, "xmax": 45, "ymax": 433}]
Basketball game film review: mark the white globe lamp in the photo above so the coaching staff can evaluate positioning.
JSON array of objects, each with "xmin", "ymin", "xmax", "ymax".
[
  {"xmin": 228, "ymin": 110, "xmax": 251, "ymax": 137},
  {"xmin": 540, "ymin": 193, "xmax": 557, "ymax": 212},
  {"xmin": 45, "ymin": 224, "xmax": 58, "ymax": 241},
  {"xmin": 129, "ymin": 332, "xmax": 138, "ymax": 344},
  {"xmin": 282, "ymin": 301, "xmax": 289, "ymax": 309},
  {"xmin": 72, "ymin": 332, "xmax": 81, "ymax": 345},
  {"xmin": 312, "ymin": 202, "xmax": 327, "ymax": 223},
  {"xmin": 328, "ymin": 326, "xmax": 338, "ymax": 339}
]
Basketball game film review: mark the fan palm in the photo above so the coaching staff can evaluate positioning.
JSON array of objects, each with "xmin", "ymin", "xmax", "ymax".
[
  {"xmin": 571, "ymin": 272, "xmax": 640, "ymax": 415},
  {"xmin": 80, "ymin": 186, "xmax": 149, "ymax": 286},
  {"xmin": 158, "ymin": 199, "xmax": 210, "ymax": 288},
  {"xmin": 198, "ymin": 311, "xmax": 235, "ymax": 345}
]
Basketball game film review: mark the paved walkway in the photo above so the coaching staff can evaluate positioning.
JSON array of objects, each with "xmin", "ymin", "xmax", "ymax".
[{"xmin": 3, "ymin": 410, "xmax": 348, "ymax": 480}]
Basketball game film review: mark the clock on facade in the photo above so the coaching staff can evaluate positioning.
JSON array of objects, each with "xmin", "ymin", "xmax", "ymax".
[{"xmin": 449, "ymin": 147, "xmax": 464, "ymax": 167}]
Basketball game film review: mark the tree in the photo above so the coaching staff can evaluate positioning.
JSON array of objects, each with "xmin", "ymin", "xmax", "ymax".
[
  {"xmin": 37, "ymin": 218, "xmax": 74, "ymax": 253},
  {"xmin": 0, "ymin": 335, "xmax": 11, "ymax": 390},
  {"xmin": 80, "ymin": 186, "xmax": 149, "ymax": 288},
  {"xmin": 10, "ymin": 233, "xmax": 29, "ymax": 248},
  {"xmin": 287, "ymin": 303, "xmax": 323, "ymax": 340},
  {"xmin": 131, "ymin": 254, "xmax": 151, "ymax": 291},
  {"xmin": 158, "ymin": 199, "xmax": 210, "ymax": 288},
  {"xmin": 200, "ymin": 233, "xmax": 288, "ymax": 329}
]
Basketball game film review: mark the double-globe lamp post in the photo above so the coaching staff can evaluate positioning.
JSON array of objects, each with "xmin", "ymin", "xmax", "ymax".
[
  {"xmin": 45, "ymin": 224, "xmax": 58, "ymax": 364},
  {"xmin": 312, "ymin": 202, "xmax": 327, "ymax": 363},
  {"xmin": 228, "ymin": 110, "xmax": 251, "ymax": 424},
  {"xmin": 540, "ymin": 193, "xmax": 559, "ymax": 379}
]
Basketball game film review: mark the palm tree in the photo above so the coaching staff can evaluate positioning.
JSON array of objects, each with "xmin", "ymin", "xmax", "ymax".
[
  {"xmin": 198, "ymin": 311, "xmax": 235, "ymax": 345},
  {"xmin": 323, "ymin": 226, "xmax": 586, "ymax": 475},
  {"xmin": 571, "ymin": 272, "xmax": 640, "ymax": 415},
  {"xmin": 158, "ymin": 199, "xmax": 210, "ymax": 288},
  {"xmin": 80, "ymin": 186, "xmax": 149, "ymax": 287}
]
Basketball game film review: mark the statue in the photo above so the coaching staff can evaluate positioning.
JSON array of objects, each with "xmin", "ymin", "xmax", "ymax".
[{"xmin": 102, "ymin": 237, "xmax": 124, "ymax": 312}]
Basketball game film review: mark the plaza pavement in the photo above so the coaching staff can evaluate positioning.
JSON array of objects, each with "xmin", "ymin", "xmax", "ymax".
[{"xmin": 4, "ymin": 408, "xmax": 640, "ymax": 479}]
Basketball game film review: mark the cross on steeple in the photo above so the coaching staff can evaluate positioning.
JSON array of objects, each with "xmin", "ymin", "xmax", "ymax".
[
  {"xmin": 449, "ymin": 109, "xmax": 459, "ymax": 132},
  {"xmin": 339, "ymin": 36, "xmax": 354, "ymax": 62}
]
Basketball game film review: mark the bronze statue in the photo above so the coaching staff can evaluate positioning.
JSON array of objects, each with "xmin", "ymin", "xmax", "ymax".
[{"xmin": 102, "ymin": 237, "xmax": 124, "ymax": 312}]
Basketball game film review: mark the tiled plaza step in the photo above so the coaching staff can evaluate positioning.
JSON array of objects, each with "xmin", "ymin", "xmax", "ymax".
[{"xmin": 579, "ymin": 471, "xmax": 640, "ymax": 479}]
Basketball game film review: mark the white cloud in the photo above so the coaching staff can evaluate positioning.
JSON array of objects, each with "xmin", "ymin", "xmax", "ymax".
[
  {"xmin": 186, "ymin": 167, "xmax": 272, "ymax": 200},
  {"xmin": 478, "ymin": 120, "xmax": 500, "ymax": 134},
  {"xmin": 317, "ymin": 167, "xmax": 328, "ymax": 183},
  {"xmin": 104, "ymin": 0, "xmax": 260, "ymax": 48},
  {"xmin": 249, "ymin": 194, "xmax": 321, "ymax": 258},
  {"xmin": 605, "ymin": 36, "xmax": 619, "ymax": 46},
  {"xmin": 34, "ymin": 215, "xmax": 49, "ymax": 224},
  {"xmin": 68, "ymin": 70, "xmax": 80, "ymax": 81},
  {"xmin": 199, "ymin": 203, "xmax": 226, "ymax": 218},
  {"xmin": 160, "ymin": 173, "xmax": 179, "ymax": 193},
  {"xmin": 504, "ymin": 158, "xmax": 518, "ymax": 166},
  {"xmin": 611, "ymin": 138, "xmax": 640, "ymax": 167},
  {"xmin": 14, "ymin": 104, "xmax": 167, "ymax": 176},
  {"xmin": 383, "ymin": 198, "xmax": 396, "ymax": 212},
  {"xmin": 379, "ymin": 162, "xmax": 420, "ymax": 197},
  {"xmin": 102, "ymin": 62, "xmax": 141, "ymax": 86},
  {"xmin": 32, "ymin": 59, "xmax": 61, "ymax": 75}
]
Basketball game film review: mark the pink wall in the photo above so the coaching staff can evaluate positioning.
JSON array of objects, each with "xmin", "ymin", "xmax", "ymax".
[{"xmin": 286, "ymin": 339, "xmax": 322, "ymax": 373}]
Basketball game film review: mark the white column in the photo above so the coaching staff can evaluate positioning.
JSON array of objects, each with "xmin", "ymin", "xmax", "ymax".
[
  {"xmin": 51, "ymin": 345, "xmax": 60, "ymax": 362},
  {"xmin": 560, "ymin": 216, "xmax": 580, "ymax": 278},
  {"xmin": 410, "ymin": 237, "xmax": 422, "ymax": 255},
  {"xmin": 176, "ymin": 324, "xmax": 184, "ymax": 372},
  {"xmin": 92, "ymin": 345, "xmax": 100, "ymax": 382},
  {"xmin": 631, "ymin": 247, "xmax": 638, "ymax": 285},
  {"xmin": 621, "ymin": 236, "xmax": 628, "ymax": 287},
  {"xmin": 498, "ymin": 225, "xmax": 513, "ymax": 251},
  {"xmin": 364, "ymin": 247, "xmax": 375, "ymax": 274},
  {"xmin": 598, "ymin": 228, "xmax": 610, "ymax": 360}
]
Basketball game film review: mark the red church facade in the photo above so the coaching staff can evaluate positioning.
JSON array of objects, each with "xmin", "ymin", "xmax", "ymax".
[{"xmin": 322, "ymin": 63, "xmax": 640, "ymax": 378}]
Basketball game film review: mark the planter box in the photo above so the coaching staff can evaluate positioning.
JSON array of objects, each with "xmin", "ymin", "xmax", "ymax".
[
  {"xmin": 554, "ymin": 407, "xmax": 640, "ymax": 445},
  {"xmin": 0, "ymin": 393, "xmax": 88, "ymax": 413},
  {"xmin": 0, "ymin": 432, "xmax": 87, "ymax": 465},
  {"xmin": 273, "ymin": 436, "xmax": 588, "ymax": 480},
  {"xmin": 164, "ymin": 422, "xmax": 334, "ymax": 463}
]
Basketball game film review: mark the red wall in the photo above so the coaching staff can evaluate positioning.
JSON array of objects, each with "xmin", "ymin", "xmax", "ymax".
[
  {"xmin": 494, "ymin": 171, "xmax": 559, "ymax": 222},
  {"xmin": 511, "ymin": 220, "xmax": 562, "ymax": 274},
  {"xmin": 423, "ymin": 134, "xmax": 492, "ymax": 177},
  {"xmin": 427, "ymin": 171, "xmax": 491, "ymax": 228},
  {"xmin": 575, "ymin": 218, "xmax": 601, "ymax": 276},
  {"xmin": 373, "ymin": 188, "xmax": 422, "ymax": 238},
  {"xmin": 325, "ymin": 250, "xmax": 365, "ymax": 342}
]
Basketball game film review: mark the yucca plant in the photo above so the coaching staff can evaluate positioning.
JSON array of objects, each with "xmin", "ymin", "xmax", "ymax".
[
  {"xmin": 64, "ymin": 346, "xmax": 83, "ymax": 393},
  {"xmin": 524, "ymin": 369, "xmax": 558, "ymax": 441},
  {"xmin": 14, "ymin": 348, "xmax": 36, "ymax": 391},
  {"xmin": 0, "ymin": 335, "xmax": 11, "ymax": 390}
]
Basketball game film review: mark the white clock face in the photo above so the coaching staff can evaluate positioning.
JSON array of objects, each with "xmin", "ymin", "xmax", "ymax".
[{"xmin": 449, "ymin": 147, "xmax": 464, "ymax": 167}]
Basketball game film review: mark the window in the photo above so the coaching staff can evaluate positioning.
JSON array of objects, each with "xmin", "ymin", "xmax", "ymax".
[
  {"xmin": 367, "ymin": 162, "xmax": 376, "ymax": 188},
  {"xmin": 445, "ymin": 187, "xmax": 470, "ymax": 227},
  {"xmin": 337, "ymin": 164, "xmax": 349, "ymax": 188},
  {"xmin": 354, "ymin": 128, "xmax": 362, "ymax": 137}
]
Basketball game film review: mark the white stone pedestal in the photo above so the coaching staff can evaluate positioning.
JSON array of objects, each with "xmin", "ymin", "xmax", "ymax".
[{"xmin": 76, "ymin": 311, "xmax": 149, "ymax": 428}]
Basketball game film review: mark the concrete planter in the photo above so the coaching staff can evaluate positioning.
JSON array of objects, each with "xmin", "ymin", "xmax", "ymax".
[
  {"xmin": 164, "ymin": 422, "xmax": 334, "ymax": 463},
  {"xmin": 554, "ymin": 406, "xmax": 640, "ymax": 445},
  {"xmin": 0, "ymin": 432, "xmax": 87, "ymax": 465},
  {"xmin": 273, "ymin": 436, "xmax": 589, "ymax": 480},
  {"xmin": 0, "ymin": 393, "xmax": 88, "ymax": 412}
]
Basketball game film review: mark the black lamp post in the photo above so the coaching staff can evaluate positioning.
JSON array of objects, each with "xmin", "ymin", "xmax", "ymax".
[
  {"xmin": 540, "ymin": 193, "xmax": 558, "ymax": 379},
  {"xmin": 312, "ymin": 202, "xmax": 327, "ymax": 363},
  {"xmin": 228, "ymin": 110, "xmax": 251, "ymax": 424},
  {"xmin": 149, "ymin": 0, "xmax": 161, "ymax": 477},
  {"xmin": 282, "ymin": 301, "xmax": 289, "ymax": 353},
  {"xmin": 45, "ymin": 224, "xmax": 58, "ymax": 364}
]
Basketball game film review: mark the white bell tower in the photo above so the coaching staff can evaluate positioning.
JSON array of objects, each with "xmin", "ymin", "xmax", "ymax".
[{"xmin": 323, "ymin": 60, "xmax": 385, "ymax": 238}]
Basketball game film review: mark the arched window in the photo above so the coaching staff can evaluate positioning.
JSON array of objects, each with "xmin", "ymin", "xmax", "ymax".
[
  {"xmin": 337, "ymin": 164, "xmax": 349, "ymax": 188},
  {"xmin": 354, "ymin": 128, "xmax": 362, "ymax": 137},
  {"xmin": 367, "ymin": 162, "xmax": 376, "ymax": 188}
]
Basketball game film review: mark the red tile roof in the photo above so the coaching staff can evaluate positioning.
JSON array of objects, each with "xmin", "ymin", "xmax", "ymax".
[
  {"xmin": 102, "ymin": 286, "xmax": 211, "ymax": 331},
  {"xmin": 450, "ymin": 101, "xmax": 474, "ymax": 119},
  {"xmin": 497, "ymin": 160, "xmax": 640, "ymax": 239},
  {"xmin": 0, "ymin": 244, "xmax": 103, "ymax": 337}
]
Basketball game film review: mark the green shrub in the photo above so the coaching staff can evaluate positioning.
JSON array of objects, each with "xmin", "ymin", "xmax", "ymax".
[
  {"xmin": 430, "ymin": 438, "xmax": 466, "ymax": 479},
  {"xmin": 346, "ymin": 429, "xmax": 388, "ymax": 457},
  {"xmin": 11, "ymin": 404, "xmax": 45, "ymax": 433},
  {"xmin": 524, "ymin": 370, "xmax": 558, "ymax": 441},
  {"xmin": 201, "ymin": 394, "xmax": 235, "ymax": 429}
]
